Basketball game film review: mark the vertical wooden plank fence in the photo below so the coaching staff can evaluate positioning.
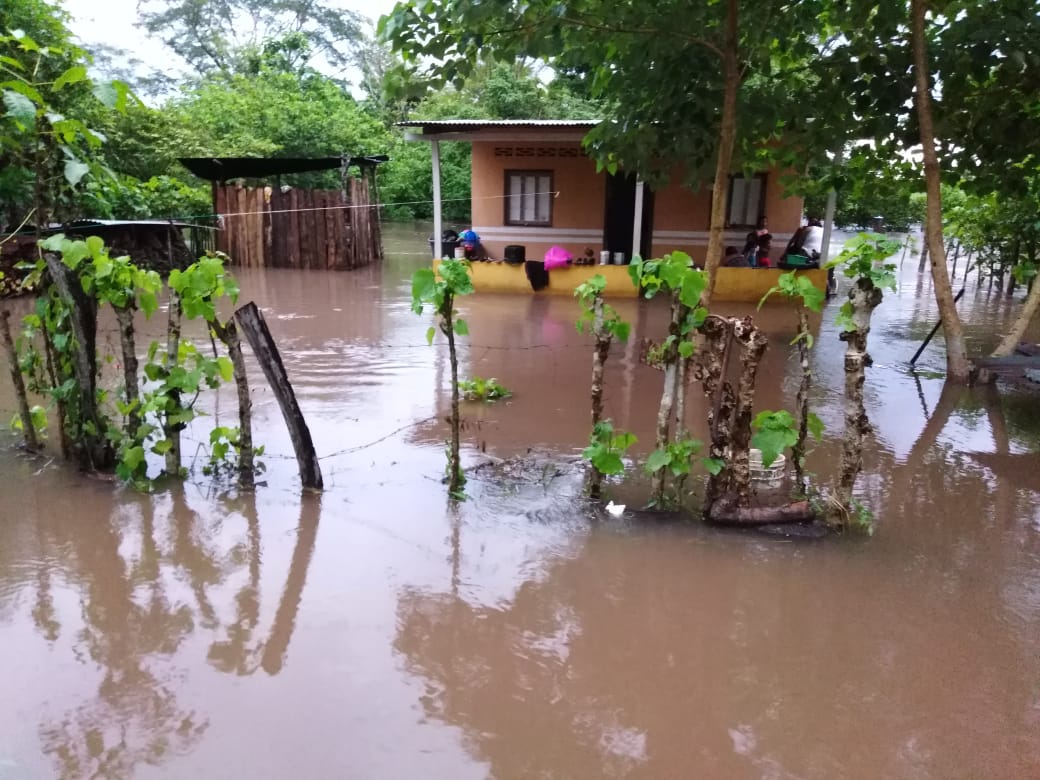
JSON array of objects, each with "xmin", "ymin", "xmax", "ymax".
[{"xmin": 214, "ymin": 183, "xmax": 382, "ymax": 270}]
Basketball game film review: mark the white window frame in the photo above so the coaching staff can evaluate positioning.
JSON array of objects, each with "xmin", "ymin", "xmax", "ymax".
[
  {"xmin": 505, "ymin": 170, "xmax": 553, "ymax": 227},
  {"xmin": 725, "ymin": 173, "xmax": 767, "ymax": 229}
]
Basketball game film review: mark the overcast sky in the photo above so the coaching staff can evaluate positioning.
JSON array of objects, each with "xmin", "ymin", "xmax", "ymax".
[{"xmin": 62, "ymin": 0, "xmax": 400, "ymax": 84}]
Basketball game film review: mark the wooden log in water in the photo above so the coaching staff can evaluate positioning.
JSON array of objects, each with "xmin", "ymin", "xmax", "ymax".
[
  {"xmin": 706, "ymin": 495, "xmax": 815, "ymax": 527},
  {"xmin": 234, "ymin": 301, "xmax": 323, "ymax": 490}
]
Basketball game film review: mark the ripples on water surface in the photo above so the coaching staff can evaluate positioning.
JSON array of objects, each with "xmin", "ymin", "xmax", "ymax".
[{"xmin": 0, "ymin": 223, "xmax": 1038, "ymax": 778}]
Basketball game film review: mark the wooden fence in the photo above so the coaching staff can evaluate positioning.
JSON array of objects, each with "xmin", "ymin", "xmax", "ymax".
[{"xmin": 214, "ymin": 176, "xmax": 382, "ymax": 270}]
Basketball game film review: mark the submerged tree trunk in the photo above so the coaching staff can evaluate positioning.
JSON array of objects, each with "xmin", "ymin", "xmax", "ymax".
[
  {"xmin": 911, "ymin": 0, "xmax": 971, "ymax": 382},
  {"xmin": 211, "ymin": 318, "xmax": 254, "ymax": 490},
  {"xmin": 702, "ymin": 0, "xmax": 740, "ymax": 307},
  {"xmin": 792, "ymin": 309, "xmax": 812, "ymax": 494},
  {"xmin": 651, "ymin": 292, "xmax": 684, "ymax": 505},
  {"xmin": 588, "ymin": 295, "xmax": 611, "ymax": 499},
  {"xmin": 164, "ymin": 296, "xmax": 183, "ymax": 477},
  {"xmin": 729, "ymin": 318, "xmax": 768, "ymax": 507},
  {"xmin": 991, "ymin": 274, "xmax": 1040, "ymax": 358},
  {"xmin": 113, "ymin": 305, "xmax": 142, "ymax": 438},
  {"xmin": 697, "ymin": 315, "xmax": 735, "ymax": 509},
  {"xmin": 41, "ymin": 329, "xmax": 69, "ymax": 460},
  {"xmin": 443, "ymin": 292, "xmax": 463, "ymax": 495},
  {"xmin": 832, "ymin": 278, "xmax": 883, "ymax": 527},
  {"xmin": 43, "ymin": 252, "xmax": 111, "ymax": 469},
  {"xmin": 1, "ymin": 309, "xmax": 38, "ymax": 451}
]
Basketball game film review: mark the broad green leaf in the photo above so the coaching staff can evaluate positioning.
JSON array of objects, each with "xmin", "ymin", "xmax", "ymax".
[
  {"xmin": 53, "ymin": 64, "xmax": 87, "ymax": 90},
  {"xmin": 216, "ymin": 356, "xmax": 234, "ymax": 382},
  {"xmin": 645, "ymin": 448, "xmax": 672, "ymax": 473},
  {"xmin": 751, "ymin": 429, "xmax": 788, "ymax": 469},
  {"xmin": 806, "ymin": 412, "xmax": 825, "ymax": 441},
  {"xmin": 703, "ymin": 457, "xmax": 725, "ymax": 475},
  {"xmin": 591, "ymin": 451, "xmax": 624, "ymax": 475},
  {"xmin": 678, "ymin": 340, "xmax": 695, "ymax": 359},
  {"xmin": 425, "ymin": 325, "xmax": 436, "ymax": 345},
  {"xmin": 64, "ymin": 158, "xmax": 90, "ymax": 186},
  {"xmin": 2, "ymin": 88, "xmax": 35, "ymax": 124},
  {"xmin": 453, "ymin": 317, "xmax": 469, "ymax": 335}
]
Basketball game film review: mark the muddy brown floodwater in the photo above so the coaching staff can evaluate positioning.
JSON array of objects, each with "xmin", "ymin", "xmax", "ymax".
[{"xmin": 1, "ymin": 223, "xmax": 1039, "ymax": 778}]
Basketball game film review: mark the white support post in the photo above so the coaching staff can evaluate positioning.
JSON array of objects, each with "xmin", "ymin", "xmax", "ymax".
[
  {"xmin": 820, "ymin": 146, "xmax": 844, "ymax": 265},
  {"xmin": 631, "ymin": 178, "xmax": 645, "ymax": 260},
  {"xmin": 431, "ymin": 139, "xmax": 443, "ymax": 259}
]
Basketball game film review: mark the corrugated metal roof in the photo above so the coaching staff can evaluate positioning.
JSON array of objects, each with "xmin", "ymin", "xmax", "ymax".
[{"xmin": 398, "ymin": 119, "xmax": 600, "ymax": 132}]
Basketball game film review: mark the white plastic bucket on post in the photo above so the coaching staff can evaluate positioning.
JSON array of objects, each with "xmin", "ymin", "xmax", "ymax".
[
  {"xmin": 599, "ymin": 250, "xmax": 611, "ymax": 265},
  {"xmin": 749, "ymin": 449, "xmax": 786, "ymax": 489}
]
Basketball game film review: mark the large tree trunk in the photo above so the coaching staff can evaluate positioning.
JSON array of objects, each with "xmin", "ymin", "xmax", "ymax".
[
  {"xmin": 113, "ymin": 305, "xmax": 141, "ymax": 438},
  {"xmin": 588, "ymin": 295, "xmax": 611, "ymax": 499},
  {"xmin": 832, "ymin": 278, "xmax": 883, "ymax": 527},
  {"xmin": 1, "ymin": 309, "xmax": 38, "ymax": 451},
  {"xmin": 991, "ymin": 274, "xmax": 1040, "ymax": 357},
  {"xmin": 910, "ymin": 0, "xmax": 971, "ymax": 382},
  {"xmin": 702, "ymin": 0, "xmax": 740, "ymax": 306}
]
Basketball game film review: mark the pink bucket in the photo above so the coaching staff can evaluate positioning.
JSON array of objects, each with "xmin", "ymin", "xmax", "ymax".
[{"xmin": 543, "ymin": 245, "xmax": 573, "ymax": 271}]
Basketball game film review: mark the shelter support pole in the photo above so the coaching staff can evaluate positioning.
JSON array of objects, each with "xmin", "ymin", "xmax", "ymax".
[
  {"xmin": 820, "ymin": 146, "xmax": 844, "ymax": 266},
  {"xmin": 632, "ymin": 178, "xmax": 645, "ymax": 259},
  {"xmin": 431, "ymin": 139, "xmax": 443, "ymax": 259}
]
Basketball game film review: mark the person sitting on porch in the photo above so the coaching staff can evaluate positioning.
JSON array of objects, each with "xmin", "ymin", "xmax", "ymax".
[
  {"xmin": 743, "ymin": 216, "xmax": 771, "ymax": 266},
  {"xmin": 754, "ymin": 233, "xmax": 773, "ymax": 267},
  {"xmin": 723, "ymin": 245, "xmax": 750, "ymax": 267}
]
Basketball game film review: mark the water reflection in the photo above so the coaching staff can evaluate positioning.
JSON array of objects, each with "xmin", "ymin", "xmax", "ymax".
[{"xmin": 0, "ymin": 485, "xmax": 322, "ymax": 777}]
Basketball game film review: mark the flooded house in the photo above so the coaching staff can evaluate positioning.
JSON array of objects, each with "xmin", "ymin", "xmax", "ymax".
[{"xmin": 401, "ymin": 119, "xmax": 825, "ymax": 300}]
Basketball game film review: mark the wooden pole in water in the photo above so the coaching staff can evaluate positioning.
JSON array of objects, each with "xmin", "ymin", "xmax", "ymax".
[
  {"xmin": 234, "ymin": 302, "xmax": 323, "ymax": 490},
  {"xmin": 1, "ymin": 309, "xmax": 38, "ymax": 450}
]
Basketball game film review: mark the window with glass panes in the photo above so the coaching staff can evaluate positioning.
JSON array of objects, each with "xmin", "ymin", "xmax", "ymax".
[
  {"xmin": 725, "ymin": 174, "xmax": 766, "ymax": 228},
  {"xmin": 505, "ymin": 170, "xmax": 553, "ymax": 226}
]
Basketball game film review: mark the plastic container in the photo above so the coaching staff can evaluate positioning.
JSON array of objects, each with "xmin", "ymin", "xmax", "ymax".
[
  {"xmin": 613, "ymin": 252, "xmax": 625, "ymax": 265},
  {"xmin": 504, "ymin": 245, "xmax": 526, "ymax": 265},
  {"xmin": 429, "ymin": 237, "xmax": 459, "ymax": 259},
  {"xmin": 454, "ymin": 246, "xmax": 466, "ymax": 259},
  {"xmin": 749, "ymin": 448, "xmax": 786, "ymax": 489},
  {"xmin": 599, "ymin": 250, "xmax": 611, "ymax": 265}
]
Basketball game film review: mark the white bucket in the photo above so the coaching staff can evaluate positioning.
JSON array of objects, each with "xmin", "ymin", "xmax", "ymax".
[
  {"xmin": 749, "ymin": 449, "xmax": 786, "ymax": 489},
  {"xmin": 613, "ymin": 252, "xmax": 625, "ymax": 265},
  {"xmin": 599, "ymin": 250, "xmax": 611, "ymax": 265},
  {"xmin": 454, "ymin": 246, "xmax": 466, "ymax": 259}
]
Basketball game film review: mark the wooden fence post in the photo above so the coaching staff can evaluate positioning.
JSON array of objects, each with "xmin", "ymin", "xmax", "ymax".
[{"xmin": 234, "ymin": 301, "xmax": 323, "ymax": 490}]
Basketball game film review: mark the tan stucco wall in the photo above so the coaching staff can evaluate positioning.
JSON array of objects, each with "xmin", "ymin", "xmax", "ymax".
[{"xmin": 467, "ymin": 137, "xmax": 803, "ymax": 265}]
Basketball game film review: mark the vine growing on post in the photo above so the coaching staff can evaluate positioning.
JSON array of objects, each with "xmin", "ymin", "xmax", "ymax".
[
  {"xmin": 759, "ymin": 271, "xmax": 826, "ymax": 494},
  {"xmin": 629, "ymin": 252, "xmax": 709, "ymax": 507},
  {"xmin": 827, "ymin": 232, "xmax": 900, "ymax": 530},
  {"xmin": 575, "ymin": 274, "xmax": 633, "ymax": 498},
  {"xmin": 163, "ymin": 254, "xmax": 250, "ymax": 486},
  {"xmin": 412, "ymin": 259, "xmax": 473, "ymax": 498},
  {"xmin": 39, "ymin": 235, "xmax": 161, "ymax": 442}
]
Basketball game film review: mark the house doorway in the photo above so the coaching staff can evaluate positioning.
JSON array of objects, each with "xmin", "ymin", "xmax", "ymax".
[{"xmin": 603, "ymin": 173, "xmax": 654, "ymax": 263}]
